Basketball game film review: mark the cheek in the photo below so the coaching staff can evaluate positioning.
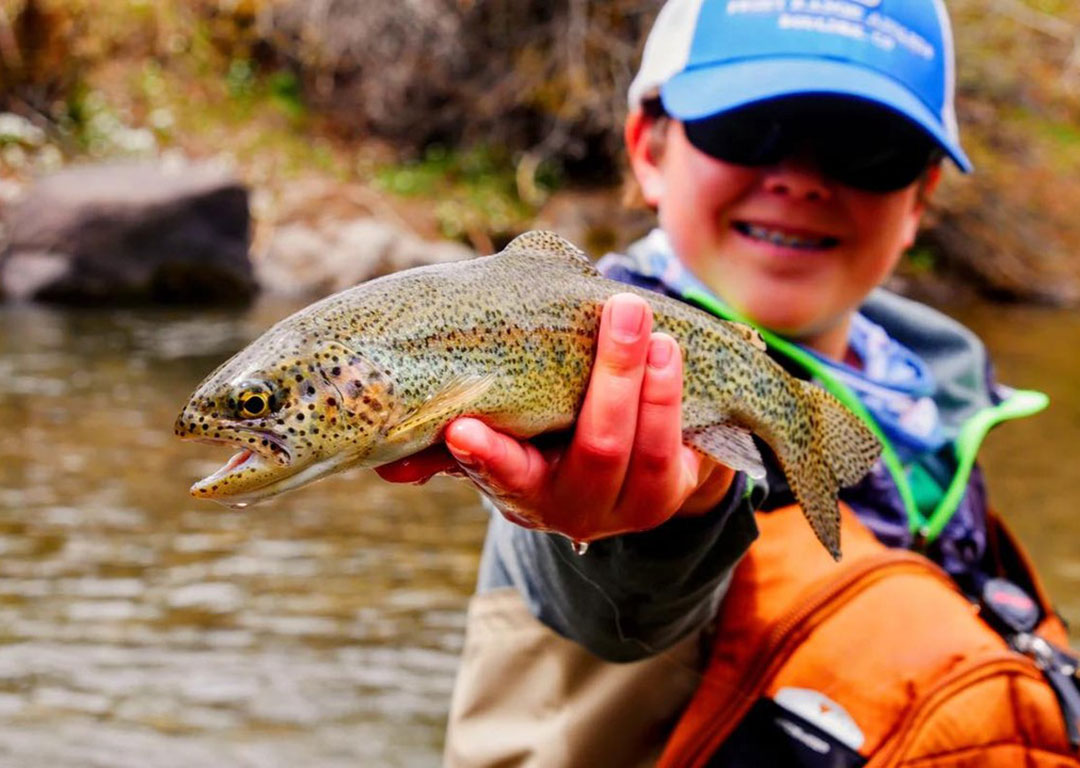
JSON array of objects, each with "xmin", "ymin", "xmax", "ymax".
[
  {"xmin": 657, "ymin": 152, "xmax": 756, "ymax": 253},
  {"xmin": 846, "ymin": 190, "xmax": 921, "ymax": 281}
]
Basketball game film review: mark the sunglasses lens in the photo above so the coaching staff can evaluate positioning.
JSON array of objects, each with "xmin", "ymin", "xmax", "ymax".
[
  {"xmin": 824, "ymin": 145, "xmax": 933, "ymax": 192},
  {"xmin": 684, "ymin": 109, "xmax": 787, "ymax": 167},
  {"xmin": 816, "ymin": 109, "xmax": 937, "ymax": 192},
  {"xmin": 681, "ymin": 100, "xmax": 938, "ymax": 193}
]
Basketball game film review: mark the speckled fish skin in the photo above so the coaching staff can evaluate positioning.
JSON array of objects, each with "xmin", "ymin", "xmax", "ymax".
[{"xmin": 175, "ymin": 231, "xmax": 881, "ymax": 559}]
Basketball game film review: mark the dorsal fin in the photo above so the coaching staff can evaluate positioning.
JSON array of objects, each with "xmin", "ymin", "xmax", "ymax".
[
  {"xmin": 502, "ymin": 230, "xmax": 596, "ymax": 270},
  {"xmin": 728, "ymin": 322, "xmax": 767, "ymax": 351}
]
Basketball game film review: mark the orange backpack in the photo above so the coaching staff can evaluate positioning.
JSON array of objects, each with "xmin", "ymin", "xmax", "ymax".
[{"xmin": 659, "ymin": 504, "xmax": 1080, "ymax": 768}]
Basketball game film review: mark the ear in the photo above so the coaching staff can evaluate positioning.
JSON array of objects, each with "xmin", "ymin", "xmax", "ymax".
[
  {"xmin": 919, "ymin": 163, "xmax": 943, "ymax": 202},
  {"xmin": 625, "ymin": 108, "xmax": 667, "ymax": 207},
  {"xmin": 900, "ymin": 162, "xmax": 943, "ymax": 248}
]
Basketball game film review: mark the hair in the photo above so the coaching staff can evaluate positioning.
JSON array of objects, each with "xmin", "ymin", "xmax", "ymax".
[{"xmin": 621, "ymin": 94, "xmax": 670, "ymax": 210}]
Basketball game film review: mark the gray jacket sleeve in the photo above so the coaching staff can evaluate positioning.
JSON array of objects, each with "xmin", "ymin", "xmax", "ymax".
[{"xmin": 474, "ymin": 474, "xmax": 760, "ymax": 662}]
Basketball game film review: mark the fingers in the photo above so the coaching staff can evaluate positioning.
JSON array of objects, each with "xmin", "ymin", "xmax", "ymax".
[
  {"xmin": 617, "ymin": 333, "xmax": 693, "ymax": 520},
  {"xmin": 554, "ymin": 294, "xmax": 652, "ymax": 513}
]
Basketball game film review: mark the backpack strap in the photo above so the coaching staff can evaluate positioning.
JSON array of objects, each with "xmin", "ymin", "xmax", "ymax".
[
  {"xmin": 978, "ymin": 509, "xmax": 1080, "ymax": 747},
  {"xmin": 985, "ymin": 507, "xmax": 1070, "ymax": 644}
]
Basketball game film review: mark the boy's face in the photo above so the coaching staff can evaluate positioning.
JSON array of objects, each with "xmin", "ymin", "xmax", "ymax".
[{"xmin": 628, "ymin": 114, "xmax": 936, "ymax": 356}]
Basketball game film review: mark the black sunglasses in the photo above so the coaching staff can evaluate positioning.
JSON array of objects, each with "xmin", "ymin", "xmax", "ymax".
[{"xmin": 681, "ymin": 96, "xmax": 943, "ymax": 193}]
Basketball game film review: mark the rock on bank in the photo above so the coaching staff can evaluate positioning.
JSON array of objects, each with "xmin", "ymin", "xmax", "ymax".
[{"xmin": 0, "ymin": 162, "xmax": 256, "ymax": 305}]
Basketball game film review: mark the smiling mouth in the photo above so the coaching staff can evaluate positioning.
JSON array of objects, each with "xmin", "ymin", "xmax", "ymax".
[{"xmin": 733, "ymin": 221, "xmax": 840, "ymax": 250}]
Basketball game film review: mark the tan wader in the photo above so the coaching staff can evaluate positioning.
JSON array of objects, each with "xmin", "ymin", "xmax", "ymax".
[{"xmin": 444, "ymin": 588, "xmax": 705, "ymax": 768}]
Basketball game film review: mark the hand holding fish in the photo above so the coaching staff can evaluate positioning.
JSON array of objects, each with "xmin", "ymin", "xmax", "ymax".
[{"xmin": 377, "ymin": 294, "xmax": 736, "ymax": 542}]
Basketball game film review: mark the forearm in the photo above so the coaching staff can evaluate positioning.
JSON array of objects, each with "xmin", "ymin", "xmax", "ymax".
[{"xmin": 475, "ymin": 473, "xmax": 758, "ymax": 662}]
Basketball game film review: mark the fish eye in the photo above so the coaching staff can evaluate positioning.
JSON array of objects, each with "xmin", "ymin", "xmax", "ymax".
[{"xmin": 237, "ymin": 387, "xmax": 272, "ymax": 419}]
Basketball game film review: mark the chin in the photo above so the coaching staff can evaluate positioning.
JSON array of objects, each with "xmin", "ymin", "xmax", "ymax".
[{"xmin": 734, "ymin": 292, "xmax": 818, "ymax": 333}]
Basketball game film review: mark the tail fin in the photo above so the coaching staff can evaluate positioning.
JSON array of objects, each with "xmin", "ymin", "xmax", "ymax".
[{"xmin": 774, "ymin": 381, "xmax": 882, "ymax": 561}]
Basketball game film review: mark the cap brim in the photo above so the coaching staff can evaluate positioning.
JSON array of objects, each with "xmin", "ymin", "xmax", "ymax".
[{"xmin": 662, "ymin": 58, "xmax": 972, "ymax": 173}]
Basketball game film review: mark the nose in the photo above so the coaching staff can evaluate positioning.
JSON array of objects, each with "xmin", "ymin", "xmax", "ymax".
[{"xmin": 761, "ymin": 150, "xmax": 833, "ymax": 202}]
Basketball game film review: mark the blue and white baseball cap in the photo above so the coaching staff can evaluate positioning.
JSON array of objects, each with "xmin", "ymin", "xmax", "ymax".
[{"xmin": 628, "ymin": 0, "xmax": 972, "ymax": 172}]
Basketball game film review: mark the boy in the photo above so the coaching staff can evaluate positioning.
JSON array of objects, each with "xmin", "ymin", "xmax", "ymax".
[{"xmin": 379, "ymin": 0, "xmax": 1080, "ymax": 764}]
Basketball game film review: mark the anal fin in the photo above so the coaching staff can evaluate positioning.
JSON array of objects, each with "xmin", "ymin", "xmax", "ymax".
[{"xmin": 683, "ymin": 423, "xmax": 767, "ymax": 480}]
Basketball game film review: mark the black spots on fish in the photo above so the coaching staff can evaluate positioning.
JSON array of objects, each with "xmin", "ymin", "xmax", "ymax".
[
  {"xmin": 360, "ymin": 393, "xmax": 386, "ymax": 413},
  {"xmin": 326, "ymin": 397, "xmax": 337, "ymax": 407},
  {"xmin": 296, "ymin": 413, "xmax": 305, "ymax": 422}
]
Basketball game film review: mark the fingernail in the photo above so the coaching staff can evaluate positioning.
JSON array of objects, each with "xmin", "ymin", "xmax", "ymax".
[
  {"xmin": 610, "ymin": 297, "xmax": 645, "ymax": 341},
  {"xmin": 447, "ymin": 442, "xmax": 476, "ymax": 468},
  {"xmin": 647, "ymin": 336, "xmax": 674, "ymax": 368}
]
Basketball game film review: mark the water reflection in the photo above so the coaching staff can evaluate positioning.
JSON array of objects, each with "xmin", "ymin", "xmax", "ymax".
[
  {"xmin": 0, "ymin": 300, "xmax": 488, "ymax": 767},
  {"xmin": 0, "ymin": 297, "xmax": 1076, "ymax": 766}
]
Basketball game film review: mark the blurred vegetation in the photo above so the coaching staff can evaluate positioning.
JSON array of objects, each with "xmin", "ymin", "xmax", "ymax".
[{"xmin": 1, "ymin": 0, "xmax": 1079, "ymax": 302}]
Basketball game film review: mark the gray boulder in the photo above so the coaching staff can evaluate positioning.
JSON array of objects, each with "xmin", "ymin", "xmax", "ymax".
[
  {"xmin": 0, "ymin": 162, "xmax": 256, "ymax": 305},
  {"xmin": 256, "ymin": 216, "xmax": 473, "ymax": 298}
]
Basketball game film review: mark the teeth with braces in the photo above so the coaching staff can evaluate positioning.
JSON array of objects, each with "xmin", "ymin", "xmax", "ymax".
[{"xmin": 741, "ymin": 223, "xmax": 834, "ymax": 250}]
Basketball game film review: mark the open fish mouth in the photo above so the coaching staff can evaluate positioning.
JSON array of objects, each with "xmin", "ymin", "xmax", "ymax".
[
  {"xmin": 182, "ymin": 433, "xmax": 293, "ymax": 501},
  {"xmin": 183, "ymin": 432, "xmax": 361, "ymax": 506}
]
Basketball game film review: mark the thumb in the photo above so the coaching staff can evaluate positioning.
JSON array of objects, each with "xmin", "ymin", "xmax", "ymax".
[{"xmin": 445, "ymin": 418, "xmax": 549, "ymax": 500}]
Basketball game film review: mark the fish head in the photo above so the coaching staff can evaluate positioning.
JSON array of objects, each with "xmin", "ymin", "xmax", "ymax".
[{"xmin": 175, "ymin": 333, "xmax": 399, "ymax": 507}]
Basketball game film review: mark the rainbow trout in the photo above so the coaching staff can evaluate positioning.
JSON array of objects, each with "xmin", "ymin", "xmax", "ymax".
[{"xmin": 175, "ymin": 231, "xmax": 880, "ymax": 559}]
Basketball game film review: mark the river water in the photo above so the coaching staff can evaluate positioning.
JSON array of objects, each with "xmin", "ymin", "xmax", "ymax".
[{"xmin": 0, "ymin": 296, "xmax": 1076, "ymax": 766}]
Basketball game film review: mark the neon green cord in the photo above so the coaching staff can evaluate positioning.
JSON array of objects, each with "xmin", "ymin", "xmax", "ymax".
[{"xmin": 923, "ymin": 389, "xmax": 1048, "ymax": 540}]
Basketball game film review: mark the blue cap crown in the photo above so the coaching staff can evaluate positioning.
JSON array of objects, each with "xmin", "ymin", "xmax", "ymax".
[{"xmin": 629, "ymin": 0, "xmax": 970, "ymax": 172}]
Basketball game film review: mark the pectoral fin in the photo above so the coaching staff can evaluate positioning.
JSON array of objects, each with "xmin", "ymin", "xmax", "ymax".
[
  {"xmin": 385, "ymin": 372, "xmax": 498, "ymax": 442},
  {"xmin": 683, "ymin": 423, "xmax": 767, "ymax": 480}
]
